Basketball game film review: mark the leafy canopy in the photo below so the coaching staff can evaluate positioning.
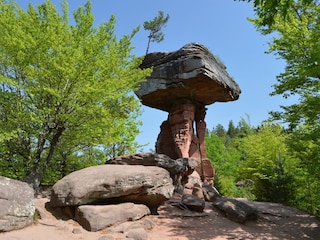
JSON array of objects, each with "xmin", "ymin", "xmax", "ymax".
[
  {"xmin": 249, "ymin": 1, "xmax": 320, "ymax": 138},
  {"xmin": 239, "ymin": 0, "xmax": 314, "ymax": 27},
  {"xmin": 235, "ymin": 0, "xmax": 320, "ymax": 216},
  {"xmin": 0, "ymin": 0, "xmax": 151, "ymax": 187}
]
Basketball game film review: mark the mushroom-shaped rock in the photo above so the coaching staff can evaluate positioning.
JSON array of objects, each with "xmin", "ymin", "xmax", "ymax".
[
  {"xmin": 135, "ymin": 43, "xmax": 241, "ymax": 185},
  {"xmin": 135, "ymin": 42, "xmax": 241, "ymax": 111}
]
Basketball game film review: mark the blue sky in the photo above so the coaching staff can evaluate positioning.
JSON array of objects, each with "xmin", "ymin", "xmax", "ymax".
[{"xmin": 16, "ymin": 0, "xmax": 295, "ymax": 151}]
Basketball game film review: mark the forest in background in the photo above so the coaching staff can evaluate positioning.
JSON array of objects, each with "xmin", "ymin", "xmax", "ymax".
[{"xmin": 205, "ymin": 117, "xmax": 319, "ymax": 217}]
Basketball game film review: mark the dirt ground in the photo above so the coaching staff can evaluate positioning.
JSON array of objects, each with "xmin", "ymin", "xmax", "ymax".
[{"xmin": 1, "ymin": 197, "xmax": 319, "ymax": 240}]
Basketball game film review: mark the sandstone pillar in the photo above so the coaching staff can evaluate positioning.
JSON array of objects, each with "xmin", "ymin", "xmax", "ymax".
[
  {"xmin": 168, "ymin": 99, "xmax": 195, "ymax": 158},
  {"xmin": 136, "ymin": 43, "xmax": 241, "ymax": 187},
  {"xmin": 156, "ymin": 100, "xmax": 215, "ymax": 185}
]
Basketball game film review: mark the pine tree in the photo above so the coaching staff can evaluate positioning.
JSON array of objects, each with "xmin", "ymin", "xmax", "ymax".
[{"xmin": 143, "ymin": 11, "xmax": 170, "ymax": 54}]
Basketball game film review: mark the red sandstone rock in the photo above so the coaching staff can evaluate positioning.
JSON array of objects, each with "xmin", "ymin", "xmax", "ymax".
[{"xmin": 135, "ymin": 43, "xmax": 241, "ymax": 187}]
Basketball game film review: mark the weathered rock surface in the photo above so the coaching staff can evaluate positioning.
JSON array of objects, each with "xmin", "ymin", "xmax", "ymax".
[
  {"xmin": 185, "ymin": 170, "xmax": 202, "ymax": 190},
  {"xmin": 110, "ymin": 218, "xmax": 155, "ymax": 234},
  {"xmin": 50, "ymin": 165, "xmax": 174, "ymax": 213},
  {"xmin": 213, "ymin": 197, "xmax": 258, "ymax": 223},
  {"xmin": 107, "ymin": 152, "xmax": 197, "ymax": 176},
  {"xmin": 202, "ymin": 182, "xmax": 221, "ymax": 202},
  {"xmin": 125, "ymin": 227, "xmax": 148, "ymax": 240},
  {"xmin": 107, "ymin": 152, "xmax": 198, "ymax": 189},
  {"xmin": 136, "ymin": 42, "xmax": 241, "ymax": 112},
  {"xmin": 75, "ymin": 203, "xmax": 150, "ymax": 232},
  {"xmin": 135, "ymin": 43, "xmax": 235, "ymax": 185},
  {"xmin": 181, "ymin": 194, "xmax": 205, "ymax": 212},
  {"xmin": 195, "ymin": 158, "xmax": 215, "ymax": 183},
  {"xmin": 0, "ymin": 176, "xmax": 35, "ymax": 232}
]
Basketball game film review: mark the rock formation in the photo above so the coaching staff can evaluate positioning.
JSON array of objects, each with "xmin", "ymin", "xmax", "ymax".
[
  {"xmin": 213, "ymin": 197, "xmax": 258, "ymax": 223},
  {"xmin": 49, "ymin": 164, "xmax": 174, "ymax": 230},
  {"xmin": 47, "ymin": 43, "xmax": 245, "ymax": 233},
  {"xmin": 0, "ymin": 176, "xmax": 35, "ymax": 232},
  {"xmin": 135, "ymin": 42, "xmax": 241, "ymax": 185},
  {"xmin": 50, "ymin": 165, "xmax": 174, "ymax": 215},
  {"xmin": 106, "ymin": 152, "xmax": 198, "ymax": 190},
  {"xmin": 75, "ymin": 203, "xmax": 150, "ymax": 231}
]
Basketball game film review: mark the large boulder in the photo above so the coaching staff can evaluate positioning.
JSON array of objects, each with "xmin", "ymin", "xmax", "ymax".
[
  {"xmin": 50, "ymin": 165, "xmax": 174, "ymax": 213},
  {"xmin": 0, "ymin": 176, "xmax": 35, "ymax": 232},
  {"xmin": 107, "ymin": 152, "xmax": 198, "ymax": 188},
  {"xmin": 135, "ymin": 42, "xmax": 241, "ymax": 112},
  {"xmin": 75, "ymin": 203, "xmax": 150, "ymax": 232}
]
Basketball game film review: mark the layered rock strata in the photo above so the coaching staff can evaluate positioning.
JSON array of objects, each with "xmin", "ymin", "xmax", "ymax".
[{"xmin": 135, "ymin": 43, "xmax": 241, "ymax": 184}]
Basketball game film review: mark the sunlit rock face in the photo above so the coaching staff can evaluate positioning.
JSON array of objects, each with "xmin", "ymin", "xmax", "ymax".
[
  {"xmin": 135, "ymin": 43, "xmax": 241, "ymax": 185},
  {"xmin": 136, "ymin": 42, "xmax": 241, "ymax": 112}
]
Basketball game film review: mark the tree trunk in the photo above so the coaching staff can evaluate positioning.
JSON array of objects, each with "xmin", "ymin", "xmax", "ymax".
[
  {"xmin": 24, "ymin": 126, "xmax": 65, "ymax": 189},
  {"xmin": 24, "ymin": 171, "xmax": 42, "ymax": 190},
  {"xmin": 24, "ymin": 136, "xmax": 46, "ymax": 189},
  {"xmin": 146, "ymin": 36, "xmax": 152, "ymax": 55}
]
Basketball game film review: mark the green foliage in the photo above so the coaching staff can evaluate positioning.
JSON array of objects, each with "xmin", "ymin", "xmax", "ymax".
[
  {"xmin": 250, "ymin": 1, "xmax": 320, "ymax": 138},
  {"xmin": 285, "ymin": 128, "xmax": 320, "ymax": 215},
  {"xmin": 244, "ymin": 0, "xmax": 320, "ymax": 216},
  {"xmin": 210, "ymin": 1, "xmax": 320, "ymax": 217},
  {"xmin": 205, "ymin": 130, "xmax": 227, "ymax": 162},
  {"xmin": 227, "ymin": 120, "xmax": 237, "ymax": 138},
  {"xmin": 206, "ymin": 118, "xmax": 319, "ymax": 216},
  {"xmin": 239, "ymin": 0, "xmax": 314, "ymax": 27},
  {"xmin": 206, "ymin": 117, "xmax": 255, "ymax": 199},
  {"xmin": 0, "ymin": 0, "xmax": 151, "ymax": 187},
  {"xmin": 238, "ymin": 124, "xmax": 300, "ymax": 202},
  {"xmin": 143, "ymin": 11, "xmax": 170, "ymax": 54}
]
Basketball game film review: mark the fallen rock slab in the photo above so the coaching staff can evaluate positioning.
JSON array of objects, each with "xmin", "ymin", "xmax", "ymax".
[
  {"xmin": 0, "ymin": 176, "xmax": 35, "ymax": 232},
  {"xmin": 213, "ymin": 197, "xmax": 258, "ymax": 223},
  {"xmin": 75, "ymin": 203, "xmax": 150, "ymax": 232},
  {"xmin": 107, "ymin": 152, "xmax": 198, "ymax": 190},
  {"xmin": 107, "ymin": 152, "xmax": 198, "ymax": 177},
  {"xmin": 181, "ymin": 194, "xmax": 205, "ymax": 212},
  {"xmin": 50, "ymin": 165, "xmax": 174, "ymax": 213}
]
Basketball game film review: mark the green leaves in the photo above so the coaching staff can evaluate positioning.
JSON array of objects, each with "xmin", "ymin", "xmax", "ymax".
[
  {"xmin": 0, "ymin": 0, "xmax": 151, "ymax": 186},
  {"xmin": 143, "ymin": 10, "xmax": 170, "ymax": 54},
  {"xmin": 247, "ymin": 0, "xmax": 320, "ymax": 212},
  {"xmin": 242, "ymin": 0, "xmax": 314, "ymax": 29},
  {"xmin": 247, "ymin": 1, "xmax": 320, "ymax": 140}
]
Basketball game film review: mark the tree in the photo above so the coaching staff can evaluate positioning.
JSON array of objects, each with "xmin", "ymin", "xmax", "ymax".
[
  {"xmin": 285, "ymin": 127, "xmax": 320, "ymax": 215},
  {"xmin": 242, "ymin": 0, "xmax": 320, "ymax": 216},
  {"xmin": 205, "ymin": 126, "xmax": 247, "ymax": 198},
  {"xmin": 227, "ymin": 120, "xmax": 237, "ymax": 138},
  {"xmin": 143, "ymin": 11, "xmax": 170, "ymax": 54},
  {"xmin": 261, "ymin": 2, "xmax": 320, "ymax": 137},
  {"xmin": 0, "ymin": 0, "xmax": 151, "ymax": 188},
  {"xmin": 205, "ymin": 129, "xmax": 227, "ymax": 162},
  {"xmin": 244, "ymin": 1, "xmax": 320, "ymax": 137},
  {"xmin": 239, "ymin": 124, "xmax": 301, "ymax": 203},
  {"xmin": 236, "ymin": 115, "xmax": 254, "ymax": 138},
  {"xmin": 239, "ymin": 0, "xmax": 314, "ymax": 27},
  {"xmin": 214, "ymin": 124, "xmax": 226, "ymax": 139}
]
